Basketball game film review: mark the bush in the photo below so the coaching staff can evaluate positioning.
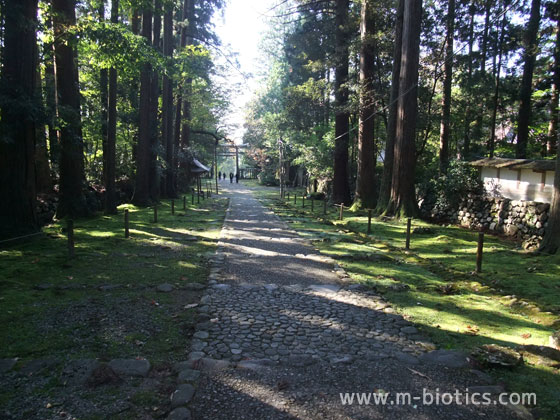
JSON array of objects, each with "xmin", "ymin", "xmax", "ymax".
[{"xmin": 420, "ymin": 160, "xmax": 483, "ymax": 211}]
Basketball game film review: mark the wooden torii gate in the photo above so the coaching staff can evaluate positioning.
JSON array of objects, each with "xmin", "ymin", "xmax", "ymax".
[{"xmin": 216, "ymin": 144, "xmax": 249, "ymax": 179}]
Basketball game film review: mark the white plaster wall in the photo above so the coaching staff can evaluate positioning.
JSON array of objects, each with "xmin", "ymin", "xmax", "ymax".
[{"xmin": 481, "ymin": 167, "xmax": 554, "ymax": 203}]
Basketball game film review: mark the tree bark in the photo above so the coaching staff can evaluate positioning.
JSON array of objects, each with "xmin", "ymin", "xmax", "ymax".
[
  {"xmin": 386, "ymin": 0, "xmax": 422, "ymax": 217},
  {"xmin": 461, "ymin": 4, "xmax": 475, "ymax": 158},
  {"xmin": 133, "ymin": 6, "xmax": 153, "ymax": 206},
  {"xmin": 377, "ymin": 0, "xmax": 404, "ymax": 212},
  {"xmin": 35, "ymin": 47, "xmax": 53, "ymax": 193},
  {"xmin": 354, "ymin": 0, "xmax": 377, "ymax": 209},
  {"xmin": 149, "ymin": 0, "xmax": 162, "ymax": 201},
  {"xmin": 105, "ymin": 0, "xmax": 118, "ymax": 214},
  {"xmin": 547, "ymin": 17, "xmax": 559, "ymax": 155},
  {"xmin": 332, "ymin": 0, "xmax": 351, "ymax": 206},
  {"xmin": 179, "ymin": 0, "xmax": 195, "ymax": 190},
  {"xmin": 438, "ymin": 0, "xmax": 455, "ymax": 174},
  {"xmin": 516, "ymin": 0, "xmax": 541, "ymax": 158},
  {"xmin": 489, "ymin": 1, "xmax": 507, "ymax": 158},
  {"xmin": 0, "ymin": 0, "xmax": 38, "ymax": 239},
  {"xmin": 99, "ymin": 3, "xmax": 109, "ymax": 187},
  {"xmin": 53, "ymin": 0, "xmax": 90, "ymax": 218},
  {"xmin": 162, "ymin": 7, "xmax": 176, "ymax": 198},
  {"xmin": 538, "ymin": 140, "xmax": 560, "ymax": 254}
]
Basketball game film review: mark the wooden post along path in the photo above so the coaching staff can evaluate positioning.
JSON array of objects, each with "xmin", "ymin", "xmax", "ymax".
[
  {"xmin": 405, "ymin": 218, "xmax": 412, "ymax": 250},
  {"xmin": 67, "ymin": 219, "xmax": 75, "ymax": 258},
  {"xmin": 124, "ymin": 209, "xmax": 130, "ymax": 238},
  {"xmin": 367, "ymin": 209, "xmax": 372, "ymax": 234},
  {"xmin": 476, "ymin": 232, "xmax": 485, "ymax": 273},
  {"xmin": 339, "ymin": 203, "xmax": 344, "ymax": 221}
]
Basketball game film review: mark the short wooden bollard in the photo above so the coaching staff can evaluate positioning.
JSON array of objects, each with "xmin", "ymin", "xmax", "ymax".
[
  {"xmin": 311, "ymin": 197, "xmax": 314, "ymax": 212},
  {"xmin": 171, "ymin": 200, "xmax": 175, "ymax": 215},
  {"xmin": 294, "ymin": 193, "xmax": 297, "ymax": 205},
  {"xmin": 124, "ymin": 209, "xmax": 130, "ymax": 238},
  {"xmin": 67, "ymin": 219, "xmax": 75, "ymax": 258},
  {"xmin": 367, "ymin": 209, "xmax": 372, "ymax": 234},
  {"xmin": 323, "ymin": 199, "xmax": 327, "ymax": 215},
  {"xmin": 191, "ymin": 190, "xmax": 194, "ymax": 205},
  {"xmin": 476, "ymin": 232, "xmax": 485, "ymax": 273},
  {"xmin": 405, "ymin": 217, "xmax": 412, "ymax": 250},
  {"xmin": 154, "ymin": 205, "xmax": 158, "ymax": 223},
  {"xmin": 287, "ymin": 192, "xmax": 290, "ymax": 201},
  {"xmin": 339, "ymin": 203, "xmax": 344, "ymax": 220},
  {"xmin": 183, "ymin": 196, "xmax": 186, "ymax": 210},
  {"xmin": 302, "ymin": 195, "xmax": 305, "ymax": 208}
]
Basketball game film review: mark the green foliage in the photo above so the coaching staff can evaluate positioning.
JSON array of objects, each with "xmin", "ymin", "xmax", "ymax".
[{"xmin": 420, "ymin": 160, "xmax": 483, "ymax": 211}]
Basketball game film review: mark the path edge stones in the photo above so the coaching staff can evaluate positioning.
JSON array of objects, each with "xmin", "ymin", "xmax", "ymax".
[{"xmin": 165, "ymin": 196, "xmax": 231, "ymax": 420}]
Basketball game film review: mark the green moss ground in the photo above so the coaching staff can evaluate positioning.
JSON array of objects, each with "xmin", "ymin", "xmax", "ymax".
[
  {"xmin": 0, "ymin": 194, "xmax": 227, "ymax": 363},
  {"xmin": 250, "ymin": 181, "xmax": 560, "ymax": 419}
]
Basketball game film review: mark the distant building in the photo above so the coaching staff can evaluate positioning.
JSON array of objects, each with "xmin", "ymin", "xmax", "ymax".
[{"xmin": 471, "ymin": 158, "xmax": 556, "ymax": 203}]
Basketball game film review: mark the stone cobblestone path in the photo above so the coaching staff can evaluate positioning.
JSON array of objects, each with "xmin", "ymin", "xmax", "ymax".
[{"xmin": 187, "ymin": 183, "xmax": 521, "ymax": 420}]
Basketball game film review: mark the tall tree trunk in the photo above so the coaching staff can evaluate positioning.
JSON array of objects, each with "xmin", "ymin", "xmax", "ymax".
[
  {"xmin": 516, "ymin": 0, "xmax": 541, "ymax": 158},
  {"xmin": 99, "ymin": 3, "xmax": 109, "ymax": 187},
  {"xmin": 105, "ymin": 0, "xmax": 118, "ymax": 214},
  {"xmin": 377, "ymin": 0, "xmax": 404, "ymax": 212},
  {"xmin": 162, "ymin": 7, "xmax": 175, "ymax": 198},
  {"xmin": 53, "ymin": 0, "xmax": 90, "ymax": 218},
  {"xmin": 547, "ymin": 17, "xmax": 559, "ymax": 155},
  {"xmin": 489, "ymin": 1, "xmax": 507, "ymax": 158},
  {"xmin": 472, "ymin": 0, "xmax": 492, "ymax": 144},
  {"xmin": 461, "ymin": 4, "xmax": 475, "ymax": 158},
  {"xmin": 0, "ymin": 0, "xmax": 38, "ymax": 238},
  {"xmin": 332, "ymin": 0, "xmax": 351, "ymax": 206},
  {"xmin": 179, "ymin": 0, "xmax": 195, "ymax": 190},
  {"xmin": 149, "ymin": 0, "xmax": 162, "ymax": 201},
  {"xmin": 43, "ymin": 15, "xmax": 59, "ymax": 178},
  {"xmin": 386, "ymin": 0, "xmax": 422, "ymax": 217},
  {"xmin": 35, "ymin": 47, "xmax": 52, "ymax": 193},
  {"xmin": 133, "ymin": 6, "xmax": 153, "ymax": 206},
  {"xmin": 354, "ymin": 0, "xmax": 377, "ymax": 209},
  {"xmin": 439, "ymin": 0, "xmax": 455, "ymax": 174},
  {"xmin": 538, "ymin": 140, "xmax": 560, "ymax": 254}
]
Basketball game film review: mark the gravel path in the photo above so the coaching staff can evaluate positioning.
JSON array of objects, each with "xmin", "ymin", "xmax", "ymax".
[{"xmin": 188, "ymin": 183, "xmax": 525, "ymax": 420}]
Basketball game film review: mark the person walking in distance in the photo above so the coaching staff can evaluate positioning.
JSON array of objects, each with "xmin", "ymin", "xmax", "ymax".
[
  {"xmin": 235, "ymin": 172, "xmax": 239, "ymax": 183},
  {"xmin": 229, "ymin": 172, "xmax": 233, "ymax": 183},
  {"xmin": 218, "ymin": 171, "xmax": 222, "ymax": 180}
]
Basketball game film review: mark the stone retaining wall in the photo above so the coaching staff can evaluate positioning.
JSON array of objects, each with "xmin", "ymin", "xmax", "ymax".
[{"xmin": 420, "ymin": 194, "xmax": 550, "ymax": 249}]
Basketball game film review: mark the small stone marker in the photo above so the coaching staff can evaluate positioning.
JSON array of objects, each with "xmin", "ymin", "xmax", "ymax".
[
  {"xmin": 178, "ymin": 369, "xmax": 200, "ymax": 383},
  {"xmin": 108, "ymin": 358, "xmax": 151, "ymax": 377},
  {"xmin": 419, "ymin": 350, "xmax": 471, "ymax": 368},
  {"xmin": 171, "ymin": 384, "xmax": 195, "ymax": 408},
  {"xmin": 157, "ymin": 283, "xmax": 174, "ymax": 293},
  {"xmin": 167, "ymin": 407, "xmax": 192, "ymax": 420}
]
